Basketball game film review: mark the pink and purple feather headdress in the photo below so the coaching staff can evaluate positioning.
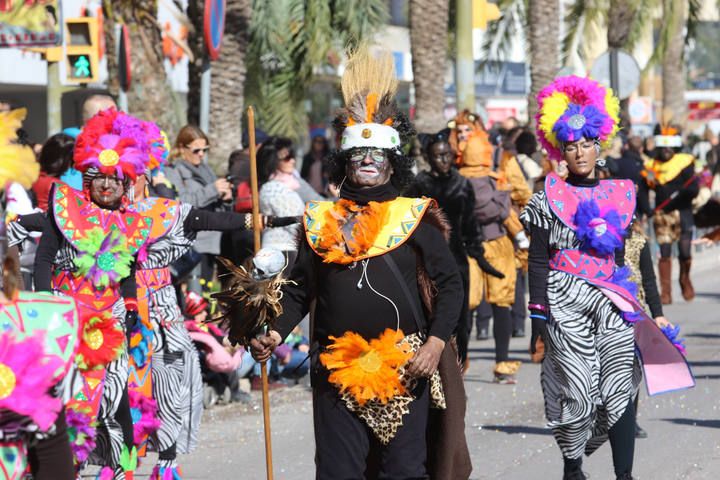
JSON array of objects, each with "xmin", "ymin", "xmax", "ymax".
[
  {"xmin": 536, "ymin": 76, "xmax": 620, "ymax": 160},
  {"xmin": 73, "ymin": 108, "xmax": 164, "ymax": 181}
]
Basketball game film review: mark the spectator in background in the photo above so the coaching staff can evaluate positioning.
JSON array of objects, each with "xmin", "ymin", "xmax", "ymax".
[
  {"xmin": 257, "ymin": 137, "xmax": 313, "ymax": 268},
  {"xmin": 643, "ymin": 136, "xmax": 656, "ymax": 160},
  {"xmin": 301, "ymin": 134, "xmax": 330, "ymax": 194},
  {"xmin": 616, "ymin": 136, "xmax": 645, "ymax": 184},
  {"xmin": 166, "ymin": 125, "xmax": 233, "ymax": 292},
  {"xmin": 510, "ymin": 127, "xmax": 543, "ymax": 189},
  {"xmin": 81, "ymin": 93, "xmax": 117, "ymax": 123},
  {"xmin": 693, "ymin": 126, "xmax": 718, "ymax": 170},
  {"xmin": 227, "ymin": 128, "xmax": 270, "ymax": 201},
  {"xmin": 265, "ymin": 137, "xmax": 323, "ymax": 203},
  {"xmin": 32, "ymin": 133, "xmax": 74, "ymax": 212}
]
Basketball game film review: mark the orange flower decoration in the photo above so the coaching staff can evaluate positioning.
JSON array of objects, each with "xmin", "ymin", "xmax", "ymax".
[
  {"xmin": 77, "ymin": 311, "xmax": 125, "ymax": 371},
  {"xmin": 320, "ymin": 328, "xmax": 413, "ymax": 405}
]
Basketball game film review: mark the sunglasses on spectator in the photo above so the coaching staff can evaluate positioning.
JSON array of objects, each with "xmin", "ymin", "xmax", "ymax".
[
  {"xmin": 278, "ymin": 152, "xmax": 295, "ymax": 161},
  {"xmin": 187, "ymin": 146, "xmax": 210, "ymax": 155}
]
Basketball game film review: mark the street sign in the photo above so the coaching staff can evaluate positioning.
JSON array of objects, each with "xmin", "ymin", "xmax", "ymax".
[
  {"xmin": 204, "ymin": 0, "xmax": 226, "ymax": 61},
  {"xmin": 0, "ymin": 0, "xmax": 61, "ymax": 47},
  {"xmin": 590, "ymin": 50, "xmax": 640, "ymax": 100},
  {"xmin": 629, "ymin": 96, "xmax": 653, "ymax": 124}
]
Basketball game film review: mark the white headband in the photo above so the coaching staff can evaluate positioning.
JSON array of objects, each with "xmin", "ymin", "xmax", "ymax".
[
  {"xmin": 341, "ymin": 123, "xmax": 401, "ymax": 150},
  {"xmin": 654, "ymin": 135, "xmax": 682, "ymax": 148}
]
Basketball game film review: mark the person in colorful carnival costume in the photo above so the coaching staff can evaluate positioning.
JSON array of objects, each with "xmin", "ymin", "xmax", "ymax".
[
  {"xmin": 640, "ymin": 124, "xmax": 699, "ymax": 304},
  {"xmin": 0, "ymin": 108, "xmax": 80, "ymax": 480},
  {"xmin": 34, "ymin": 109, "xmax": 154, "ymax": 479},
  {"xmin": 449, "ymin": 111, "xmax": 530, "ymax": 383},
  {"xmin": 406, "ymin": 130, "xmax": 505, "ymax": 366},
  {"xmin": 249, "ymin": 45, "xmax": 470, "ymax": 480},
  {"xmin": 128, "ymin": 148, "xmax": 294, "ymax": 480},
  {"xmin": 520, "ymin": 76, "xmax": 695, "ymax": 480}
]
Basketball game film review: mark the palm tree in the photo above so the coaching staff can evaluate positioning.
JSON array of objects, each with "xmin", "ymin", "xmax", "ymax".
[
  {"xmin": 659, "ymin": 0, "xmax": 689, "ymax": 121},
  {"xmin": 562, "ymin": 0, "xmax": 704, "ymax": 124},
  {"xmin": 244, "ymin": 0, "xmax": 388, "ymax": 140},
  {"xmin": 479, "ymin": 0, "xmax": 560, "ymax": 126},
  {"xmin": 102, "ymin": 0, "xmax": 184, "ymax": 135},
  {"xmin": 409, "ymin": 0, "xmax": 450, "ymax": 133},
  {"xmin": 527, "ymin": 0, "xmax": 560, "ymax": 124},
  {"xmin": 209, "ymin": 0, "xmax": 252, "ymax": 170}
]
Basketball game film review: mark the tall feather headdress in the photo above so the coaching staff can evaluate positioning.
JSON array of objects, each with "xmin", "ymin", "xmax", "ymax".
[
  {"xmin": 535, "ymin": 75, "xmax": 620, "ymax": 160},
  {"xmin": 337, "ymin": 44, "xmax": 405, "ymax": 151}
]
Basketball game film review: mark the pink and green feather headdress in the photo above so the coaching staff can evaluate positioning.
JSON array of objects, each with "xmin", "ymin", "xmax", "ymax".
[{"xmin": 536, "ymin": 75, "xmax": 620, "ymax": 160}]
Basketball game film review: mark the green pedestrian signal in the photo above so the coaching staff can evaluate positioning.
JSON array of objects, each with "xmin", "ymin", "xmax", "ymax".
[
  {"xmin": 73, "ymin": 55, "xmax": 90, "ymax": 78},
  {"xmin": 64, "ymin": 18, "xmax": 99, "ymax": 84}
]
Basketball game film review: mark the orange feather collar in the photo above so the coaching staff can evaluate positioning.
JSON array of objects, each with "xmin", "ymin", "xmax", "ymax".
[{"xmin": 316, "ymin": 199, "xmax": 391, "ymax": 264}]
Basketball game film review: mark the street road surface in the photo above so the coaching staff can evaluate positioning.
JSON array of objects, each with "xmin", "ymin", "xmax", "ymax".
[{"xmin": 98, "ymin": 248, "xmax": 720, "ymax": 479}]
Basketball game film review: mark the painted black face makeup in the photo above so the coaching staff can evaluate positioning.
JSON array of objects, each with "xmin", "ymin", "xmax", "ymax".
[
  {"xmin": 429, "ymin": 142, "xmax": 452, "ymax": 176},
  {"xmin": 90, "ymin": 174, "xmax": 124, "ymax": 209},
  {"xmin": 346, "ymin": 148, "xmax": 393, "ymax": 188}
]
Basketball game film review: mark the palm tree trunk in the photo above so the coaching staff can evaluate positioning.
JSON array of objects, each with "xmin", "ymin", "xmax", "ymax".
[
  {"xmin": 102, "ymin": 0, "xmax": 182, "ymax": 135},
  {"xmin": 185, "ymin": 0, "xmax": 251, "ymax": 172},
  {"xmin": 527, "ymin": 0, "xmax": 560, "ymax": 126},
  {"xmin": 607, "ymin": 0, "xmax": 638, "ymax": 130},
  {"xmin": 661, "ymin": 0, "xmax": 687, "ymax": 122},
  {"xmin": 206, "ymin": 0, "xmax": 252, "ymax": 172},
  {"xmin": 409, "ymin": 0, "xmax": 449, "ymax": 133}
]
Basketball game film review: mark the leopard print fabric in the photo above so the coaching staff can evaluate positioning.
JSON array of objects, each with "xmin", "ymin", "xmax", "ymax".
[
  {"xmin": 653, "ymin": 209, "xmax": 681, "ymax": 244},
  {"xmin": 624, "ymin": 229, "xmax": 649, "ymax": 309},
  {"xmin": 338, "ymin": 333, "xmax": 446, "ymax": 445}
]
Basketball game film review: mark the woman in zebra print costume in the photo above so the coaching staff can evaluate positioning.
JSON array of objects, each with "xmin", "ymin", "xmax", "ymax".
[
  {"xmin": 129, "ymin": 173, "xmax": 296, "ymax": 479},
  {"xmin": 521, "ymin": 76, "xmax": 693, "ymax": 480}
]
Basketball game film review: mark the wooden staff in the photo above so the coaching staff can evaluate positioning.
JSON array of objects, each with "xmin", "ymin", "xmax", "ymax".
[{"xmin": 247, "ymin": 106, "xmax": 274, "ymax": 480}]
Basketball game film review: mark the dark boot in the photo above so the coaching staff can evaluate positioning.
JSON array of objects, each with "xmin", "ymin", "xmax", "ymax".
[
  {"xmin": 616, "ymin": 474, "xmax": 635, "ymax": 480},
  {"xmin": 563, "ymin": 457, "xmax": 586, "ymax": 480},
  {"xmin": 679, "ymin": 259, "xmax": 695, "ymax": 301},
  {"xmin": 658, "ymin": 257, "xmax": 672, "ymax": 305}
]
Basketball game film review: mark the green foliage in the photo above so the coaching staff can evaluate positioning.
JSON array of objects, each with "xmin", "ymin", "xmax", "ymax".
[
  {"xmin": 483, "ymin": 0, "xmax": 704, "ymax": 75},
  {"xmin": 246, "ymin": 0, "xmax": 388, "ymax": 140},
  {"xmin": 479, "ymin": 0, "xmax": 527, "ymax": 65}
]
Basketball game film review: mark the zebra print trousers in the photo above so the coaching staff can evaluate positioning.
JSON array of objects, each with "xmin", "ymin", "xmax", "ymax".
[
  {"xmin": 542, "ymin": 270, "xmax": 638, "ymax": 460},
  {"xmin": 149, "ymin": 284, "xmax": 203, "ymax": 456}
]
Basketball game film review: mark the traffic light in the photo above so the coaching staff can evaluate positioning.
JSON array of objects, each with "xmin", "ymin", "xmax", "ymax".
[{"xmin": 64, "ymin": 17, "xmax": 99, "ymax": 83}]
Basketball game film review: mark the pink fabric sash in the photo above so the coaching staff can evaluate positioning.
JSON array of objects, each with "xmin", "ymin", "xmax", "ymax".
[
  {"xmin": 550, "ymin": 249, "xmax": 695, "ymax": 396},
  {"xmin": 545, "ymin": 172, "xmax": 636, "ymax": 230}
]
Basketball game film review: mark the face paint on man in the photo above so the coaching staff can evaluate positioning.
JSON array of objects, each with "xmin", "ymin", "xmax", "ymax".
[
  {"xmin": 346, "ymin": 148, "xmax": 393, "ymax": 188},
  {"xmin": 429, "ymin": 142, "xmax": 453, "ymax": 176},
  {"xmin": 90, "ymin": 174, "xmax": 125, "ymax": 208},
  {"xmin": 657, "ymin": 147, "xmax": 675, "ymax": 162}
]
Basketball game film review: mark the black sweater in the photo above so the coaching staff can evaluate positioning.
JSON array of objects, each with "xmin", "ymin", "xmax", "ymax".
[
  {"xmin": 641, "ymin": 163, "xmax": 698, "ymax": 214},
  {"xmin": 274, "ymin": 221, "xmax": 463, "ymax": 345},
  {"xmin": 406, "ymin": 170, "xmax": 486, "ymax": 268}
]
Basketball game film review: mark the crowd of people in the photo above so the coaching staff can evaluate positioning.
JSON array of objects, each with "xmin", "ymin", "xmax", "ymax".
[{"xmin": 0, "ymin": 47, "xmax": 716, "ymax": 480}]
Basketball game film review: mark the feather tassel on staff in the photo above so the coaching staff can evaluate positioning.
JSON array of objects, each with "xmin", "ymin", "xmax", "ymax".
[
  {"xmin": 210, "ymin": 257, "xmax": 291, "ymax": 346},
  {"xmin": 209, "ymin": 106, "xmax": 276, "ymax": 480}
]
